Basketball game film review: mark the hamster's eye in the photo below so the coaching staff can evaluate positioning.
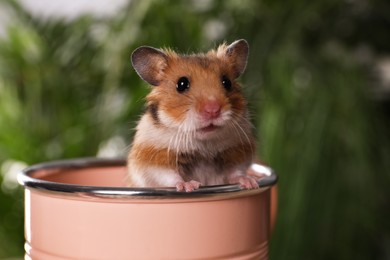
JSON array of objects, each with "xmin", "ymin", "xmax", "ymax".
[
  {"xmin": 222, "ymin": 75, "xmax": 232, "ymax": 91},
  {"xmin": 177, "ymin": 77, "xmax": 190, "ymax": 93}
]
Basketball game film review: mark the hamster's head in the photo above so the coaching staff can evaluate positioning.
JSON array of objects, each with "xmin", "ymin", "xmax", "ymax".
[{"xmin": 131, "ymin": 39, "xmax": 250, "ymax": 140}]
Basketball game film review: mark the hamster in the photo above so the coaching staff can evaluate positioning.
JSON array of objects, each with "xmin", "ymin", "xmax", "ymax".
[{"xmin": 127, "ymin": 39, "xmax": 259, "ymax": 192}]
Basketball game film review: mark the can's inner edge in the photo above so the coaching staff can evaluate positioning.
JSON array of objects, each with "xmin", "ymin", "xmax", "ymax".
[{"xmin": 18, "ymin": 157, "xmax": 277, "ymax": 198}]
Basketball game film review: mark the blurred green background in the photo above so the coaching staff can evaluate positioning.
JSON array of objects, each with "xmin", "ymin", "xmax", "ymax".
[{"xmin": 0, "ymin": 0, "xmax": 389, "ymax": 259}]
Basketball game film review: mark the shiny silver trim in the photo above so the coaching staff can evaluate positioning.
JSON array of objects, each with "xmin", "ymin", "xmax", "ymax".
[{"xmin": 18, "ymin": 157, "xmax": 277, "ymax": 198}]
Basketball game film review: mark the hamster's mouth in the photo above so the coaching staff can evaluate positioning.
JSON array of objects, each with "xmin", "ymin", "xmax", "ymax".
[{"xmin": 198, "ymin": 124, "xmax": 220, "ymax": 133}]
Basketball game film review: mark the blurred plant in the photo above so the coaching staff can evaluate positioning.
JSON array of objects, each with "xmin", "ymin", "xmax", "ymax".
[
  {"xmin": 0, "ymin": 0, "xmax": 152, "ymax": 256},
  {"xmin": 0, "ymin": 0, "xmax": 389, "ymax": 259}
]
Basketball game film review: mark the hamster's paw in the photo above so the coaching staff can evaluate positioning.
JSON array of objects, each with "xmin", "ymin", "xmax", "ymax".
[
  {"xmin": 229, "ymin": 175, "xmax": 259, "ymax": 189},
  {"xmin": 176, "ymin": 180, "xmax": 201, "ymax": 192}
]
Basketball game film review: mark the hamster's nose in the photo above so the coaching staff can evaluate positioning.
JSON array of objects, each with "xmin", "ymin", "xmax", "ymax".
[{"xmin": 201, "ymin": 100, "xmax": 221, "ymax": 120}]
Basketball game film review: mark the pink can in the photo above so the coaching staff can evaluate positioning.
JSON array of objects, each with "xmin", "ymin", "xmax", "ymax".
[{"xmin": 18, "ymin": 158, "xmax": 277, "ymax": 260}]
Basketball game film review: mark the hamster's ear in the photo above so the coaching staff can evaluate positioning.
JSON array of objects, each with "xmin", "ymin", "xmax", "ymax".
[
  {"xmin": 131, "ymin": 46, "xmax": 168, "ymax": 86},
  {"xmin": 225, "ymin": 39, "xmax": 249, "ymax": 78}
]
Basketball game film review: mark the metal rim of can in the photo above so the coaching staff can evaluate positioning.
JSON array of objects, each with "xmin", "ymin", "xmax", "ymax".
[{"xmin": 17, "ymin": 157, "xmax": 277, "ymax": 199}]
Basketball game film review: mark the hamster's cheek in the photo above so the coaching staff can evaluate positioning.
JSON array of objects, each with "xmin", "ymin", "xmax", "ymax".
[
  {"xmin": 158, "ymin": 94, "xmax": 186, "ymax": 119},
  {"xmin": 158, "ymin": 109, "xmax": 187, "ymax": 129},
  {"xmin": 159, "ymin": 106, "xmax": 200, "ymax": 131}
]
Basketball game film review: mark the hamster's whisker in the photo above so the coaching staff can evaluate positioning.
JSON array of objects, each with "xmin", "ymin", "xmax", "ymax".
[
  {"xmin": 167, "ymin": 131, "xmax": 176, "ymax": 166},
  {"xmin": 232, "ymin": 112, "xmax": 254, "ymax": 127},
  {"xmin": 230, "ymin": 117, "xmax": 254, "ymax": 156},
  {"xmin": 183, "ymin": 124, "xmax": 189, "ymax": 153},
  {"xmin": 175, "ymin": 124, "xmax": 185, "ymax": 168},
  {"xmin": 228, "ymin": 121, "xmax": 245, "ymax": 149},
  {"xmin": 187, "ymin": 126, "xmax": 192, "ymax": 152},
  {"xmin": 191, "ymin": 122, "xmax": 196, "ymax": 151},
  {"xmin": 187, "ymin": 125, "xmax": 194, "ymax": 152},
  {"xmin": 186, "ymin": 117, "xmax": 195, "ymax": 152},
  {"xmin": 232, "ymin": 118, "xmax": 252, "ymax": 145}
]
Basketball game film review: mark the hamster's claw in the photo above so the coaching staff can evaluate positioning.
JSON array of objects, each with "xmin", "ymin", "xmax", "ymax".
[
  {"xmin": 176, "ymin": 180, "xmax": 201, "ymax": 192},
  {"xmin": 229, "ymin": 175, "xmax": 259, "ymax": 189}
]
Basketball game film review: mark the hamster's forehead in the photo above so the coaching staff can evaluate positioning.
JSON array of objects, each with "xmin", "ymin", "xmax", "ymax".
[{"xmin": 164, "ymin": 54, "xmax": 230, "ymax": 80}]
